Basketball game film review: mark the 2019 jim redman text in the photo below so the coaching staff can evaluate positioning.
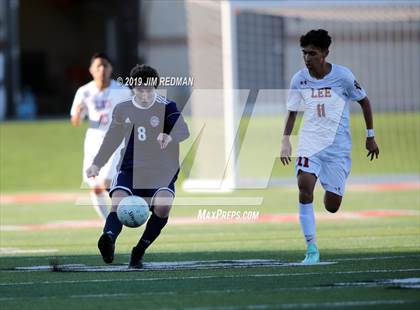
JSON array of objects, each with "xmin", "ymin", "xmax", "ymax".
[{"xmin": 117, "ymin": 76, "xmax": 194, "ymax": 87}]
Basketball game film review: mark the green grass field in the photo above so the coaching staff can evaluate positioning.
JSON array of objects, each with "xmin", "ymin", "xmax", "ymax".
[
  {"xmin": 0, "ymin": 113, "xmax": 419, "ymax": 192},
  {"xmin": 0, "ymin": 116, "xmax": 419, "ymax": 309}
]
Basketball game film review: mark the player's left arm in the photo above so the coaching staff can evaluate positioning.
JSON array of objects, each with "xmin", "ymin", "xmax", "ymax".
[
  {"xmin": 346, "ymin": 71, "xmax": 379, "ymax": 161},
  {"xmin": 158, "ymin": 102, "xmax": 190, "ymax": 149},
  {"xmin": 358, "ymin": 97, "xmax": 379, "ymax": 161}
]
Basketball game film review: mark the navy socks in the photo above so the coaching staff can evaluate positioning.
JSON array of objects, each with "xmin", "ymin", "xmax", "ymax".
[
  {"xmin": 135, "ymin": 213, "xmax": 168, "ymax": 254},
  {"xmin": 103, "ymin": 212, "xmax": 123, "ymax": 242},
  {"xmin": 103, "ymin": 211, "xmax": 167, "ymax": 254}
]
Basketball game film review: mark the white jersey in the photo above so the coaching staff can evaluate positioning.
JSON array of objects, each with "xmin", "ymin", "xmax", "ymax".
[
  {"xmin": 71, "ymin": 80, "xmax": 131, "ymax": 184},
  {"xmin": 70, "ymin": 80, "xmax": 132, "ymax": 133},
  {"xmin": 287, "ymin": 64, "xmax": 366, "ymax": 157}
]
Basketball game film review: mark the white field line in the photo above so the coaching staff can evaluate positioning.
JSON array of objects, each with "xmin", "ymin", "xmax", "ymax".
[
  {"xmin": 13, "ymin": 260, "xmax": 336, "ymax": 272},
  {"xmin": 0, "ymin": 292, "xmax": 177, "ymax": 302},
  {"xmin": 0, "ymin": 283, "xmax": 416, "ymax": 302},
  {"xmin": 4, "ymin": 253, "xmax": 418, "ymax": 263},
  {"xmin": 181, "ymin": 300, "xmax": 415, "ymax": 310},
  {"xmin": 0, "ymin": 289, "xmax": 320, "ymax": 302},
  {"xmin": 70, "ymin": 291, "xmax": 177, "ymax": 298},
  {"xmin": 0, "ymin": 295, "xmax": 414, "ymax": 309},
  {"xmin": 0, "ymin": 253, "xmax": 420, "ymax": 272},
  {"xmin": 0, "ymin": 255, "xmax": 419, "ymax": 273},
  {"xmin": 335, "ymin": 254, "xmax": 420, "ymax": 261},
  {"xmin": 333, "ymin": 277, "xmax": 420, "ymax": 288},
  {"xmin": 1, "ymin": 268, "xmax": 420, "ymax": 287},
  {"xmin": 1, "ymin": 255, "xmax": 419, "ymax": 276},
  {"xmin": 0, "ymin": 248, "xmax": 58, "ymax": 255}
]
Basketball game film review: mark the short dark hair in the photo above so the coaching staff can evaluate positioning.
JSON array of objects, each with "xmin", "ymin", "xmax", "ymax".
[
  {"xmin": 90, "ymin": 52, "xmax": 112, "ymax": 66},
  {"xmin": 300, "ymin": 29, "xmax": 332, "ymax": 50},
  {"xmin": 130, "ymin": 64, "xmax": 160, "ymax": 88}
]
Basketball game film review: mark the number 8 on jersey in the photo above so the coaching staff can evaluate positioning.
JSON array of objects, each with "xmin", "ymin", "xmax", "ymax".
[{"xmin": 137, "ymin": 126, "xmax": 146, "ymax": 141}]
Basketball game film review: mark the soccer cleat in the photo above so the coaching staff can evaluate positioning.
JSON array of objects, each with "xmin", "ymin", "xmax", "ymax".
[
  {"xmin": 301, "ymin": 243, "xmax": 320, "ymax": 264},
  {"xmin": 97, "ymin": 233, "xmax": 115, "ymax": 264},
  {"xmin": 128, "ymin": 246, "xmax": 144, "ymax": 269}
]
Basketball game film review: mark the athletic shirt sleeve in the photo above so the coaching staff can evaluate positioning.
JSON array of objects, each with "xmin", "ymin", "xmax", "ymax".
[
  {"xmin": 70, "ymin": 87, "xmax": 87, "ymax": 116},
  {"xmin": 343, "ymin": 69, "xmax": 367, "ymax": 102},
  {"xmin": 164, "ymin": 101, "xmax": 190, "ymax": 143},
  {"xmin": 92, "ymin": 104, "xmax": 130, "ymax": 168},
  {"xmin": 286, "ymin": 73, "xmax": 303, "ymax": 111}
]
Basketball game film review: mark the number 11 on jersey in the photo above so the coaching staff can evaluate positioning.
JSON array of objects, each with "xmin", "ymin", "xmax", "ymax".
[{"xmin": 317, "ymin": 104, "xmax": 326, "ymax": 117}]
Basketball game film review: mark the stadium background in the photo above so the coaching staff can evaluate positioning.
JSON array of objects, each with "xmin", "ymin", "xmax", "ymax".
[{"xmin": 0, "ymin": 1, "xmax": 419, "ymax": 309}]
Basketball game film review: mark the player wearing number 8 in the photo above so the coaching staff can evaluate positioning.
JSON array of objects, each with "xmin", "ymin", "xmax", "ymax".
[
  {"xmin": 280, "ymin": 29, "xmax": 379, "ymax": 264},
  {"xmin": 85, "ymin": 64, "xmax": 190, "ymax": 268}
]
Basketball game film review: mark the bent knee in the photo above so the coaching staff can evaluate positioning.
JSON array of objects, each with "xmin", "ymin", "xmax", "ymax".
[
  {"xmin": 93, "ymin": 187, "xmax": 105, "ymax": 195},
  {"xmin": 298, "ymin": 188, "xmax": 313, "ymax": 203},
  {"xmin": 324, "ymin": 191, "xmax": 342, "ymax": 213},
  {"xmin": 152, "ymin": 189, "xmax": 174, "ymax": 218},
  {"xmin": 110, "ymin": 189, "xmax": 130, "ymax": 212},
  {"xmin": 153, "ymin": 205, "xmax": 172, "ymax": 218},
  {"xmin": 324, "ymin": 203, "xmax": 340, "ymax": 213}
]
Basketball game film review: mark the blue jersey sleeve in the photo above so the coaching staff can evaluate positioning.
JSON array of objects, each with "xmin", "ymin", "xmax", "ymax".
[
  {"xmin": 93, "ymin": 104, "xmax": 130, "ymax": 168},
  {"xmin": 164, "ymin": 101, "xmax": 190, "ymax": 143}
]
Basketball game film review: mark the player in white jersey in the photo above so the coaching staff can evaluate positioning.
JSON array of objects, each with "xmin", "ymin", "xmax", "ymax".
[
  {"xmin": 280, "ymin": 29, "xmax": 379, "ymax": 264},
  {"xmin": 70, "ymin": 53, "xmax": 131, "ymax": 220}
]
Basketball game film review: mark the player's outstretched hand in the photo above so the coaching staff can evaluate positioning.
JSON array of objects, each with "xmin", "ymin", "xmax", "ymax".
[
  {"xmin": 157, "ymin": 133, "xmax": 173, "ymax": 149},
  {"xmin": 280, "ymin": 137, "xmax": 292, "ymax": 165},
  {"xmin": 366, "ymin": 137, "xmax": 379, "ymax": 161},
  {"xmin": 86, "ymin": 164, "xmax": 100, "ymax": 178}
]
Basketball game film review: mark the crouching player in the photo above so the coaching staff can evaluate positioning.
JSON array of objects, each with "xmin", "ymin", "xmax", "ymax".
[
  {"xmin": 86, "ymin": 64, "xmax": 190, "ymax": 268},
  {"xmin": 280, "ymin": 29, "xmax": 379, "ymax": 264}
]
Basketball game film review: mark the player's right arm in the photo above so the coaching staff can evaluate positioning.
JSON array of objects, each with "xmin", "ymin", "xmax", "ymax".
[
  {"xmin": 70, "ymin": 104, "xmax": 84, "ymax": 126},
  {"xmin": 281, "ymin": 74, "xmax": 302, "ymax": 165},
  {"xmin": 280, "ymin": 111, "xmax": 297, "ymax": 165},
  {"xmin": 70, "ymin": 88, "xmax": 86, "ymax": 127},
  {"xmin": 86, "ymin": 104, "xmax": 128, "ymax": 178}
]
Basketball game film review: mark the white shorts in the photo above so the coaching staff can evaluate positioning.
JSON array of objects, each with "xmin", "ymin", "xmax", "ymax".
[
  {"xmin": 82, "ymin": 129, "xmax": 122, "ymax": 187},
  {"xmin": 295, "ymin": 151, "xmax": 351, "ymax": 197}
]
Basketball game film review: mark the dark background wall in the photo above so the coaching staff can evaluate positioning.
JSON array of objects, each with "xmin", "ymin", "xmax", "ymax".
[{"xmin": 19, "ymin": 0, "xmax": 139, "ymax": 116}]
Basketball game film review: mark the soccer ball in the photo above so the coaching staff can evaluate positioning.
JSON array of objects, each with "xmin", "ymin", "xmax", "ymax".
[{"xmin": 117, "ymin": 195, "xmax": 149, "ymax": 228}]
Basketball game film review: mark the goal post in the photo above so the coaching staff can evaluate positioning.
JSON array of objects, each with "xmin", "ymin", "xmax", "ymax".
[{"xmin": 184, "ymin": 0, "xmax": 420, "ymax": 192}]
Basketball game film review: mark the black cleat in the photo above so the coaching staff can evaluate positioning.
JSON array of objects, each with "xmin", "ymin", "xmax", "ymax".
[
  {"xmin": 97, "ymin": 233, "xmax": 115, "ymax": 264},
  {"xmin": 128, "ymin": 247, "xmax": 144, "ymax": 269}
]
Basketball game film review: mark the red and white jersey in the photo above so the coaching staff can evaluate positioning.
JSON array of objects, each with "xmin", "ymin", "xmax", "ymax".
[
  {"xmin": 70, "ymin": 80, "xmax": 132, "ymax": 133},
  {"xmin": 287, "ymin": 64, "xmax": 367, "ymax": 157}
]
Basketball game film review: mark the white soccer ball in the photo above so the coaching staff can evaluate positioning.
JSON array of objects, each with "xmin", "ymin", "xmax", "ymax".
[{"xmin": 117, "ymin": 195, "xmax": 150, "ymax": 228}]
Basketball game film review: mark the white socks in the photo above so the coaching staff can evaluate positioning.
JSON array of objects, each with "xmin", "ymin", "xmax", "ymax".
[
  {"xmin": 299, "ymin": 202, "xmax": 317, "ymax": 246},
  {"xmin": 90, "ymin": 191, "xmax": 109, "ymax": 220}
]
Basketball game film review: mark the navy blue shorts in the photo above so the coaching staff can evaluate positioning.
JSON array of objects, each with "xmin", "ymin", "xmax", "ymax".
[{"xmin": 109, "ymin": 169, "xmax": 175, "ymax": 204}]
